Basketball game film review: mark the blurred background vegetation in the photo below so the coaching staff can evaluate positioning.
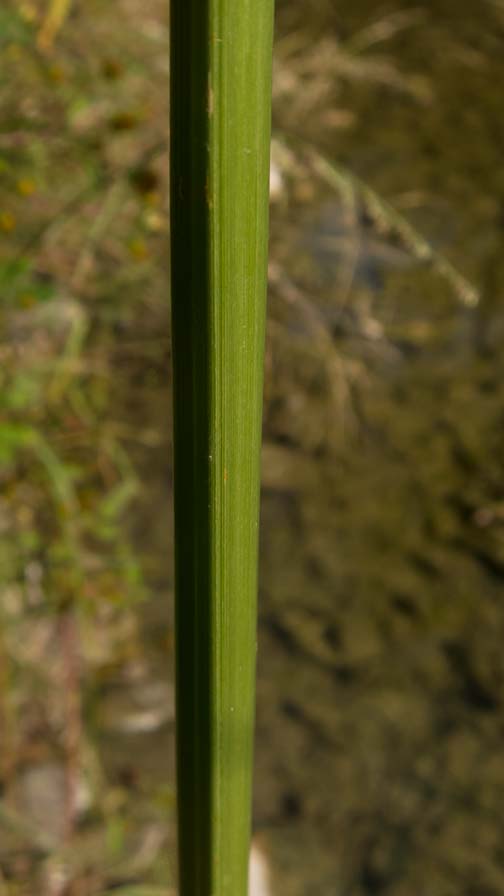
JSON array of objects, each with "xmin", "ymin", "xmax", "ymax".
[{"xmin": 2, "ymin": 0, "xmax": 504, "ymax": 894}]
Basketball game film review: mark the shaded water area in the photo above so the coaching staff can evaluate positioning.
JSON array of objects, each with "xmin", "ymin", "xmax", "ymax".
[
  {"xmin": 2, "ymin": 0, "xmax": 504, "ymax": 893},
  {"xmin": 254, "ymin": 1, "xmax": 504, "ymax": 893}
]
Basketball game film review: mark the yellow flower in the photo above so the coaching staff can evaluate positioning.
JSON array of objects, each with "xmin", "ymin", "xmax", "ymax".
[
  {"xmin": 17, "ymin": 178, "xmax": 37, "ymax": 197},
  {"xmin": 0, "ymin": 212, "xmax": 16, "ymax": 232},
  {"xmin": 128, "ymin": 238, "xmax": 148, "ymax": 261},
  {"xmin": 143, "ymin": 210, "xmax": 166, "ymax": 233}
]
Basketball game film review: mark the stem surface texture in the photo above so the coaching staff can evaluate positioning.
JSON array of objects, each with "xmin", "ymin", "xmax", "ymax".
[{"xmin": 170, "ymin": 2, "xmax": 274, "ymax": 894}]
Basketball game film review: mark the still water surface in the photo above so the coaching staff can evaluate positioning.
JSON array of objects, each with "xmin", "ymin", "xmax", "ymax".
[{"xmin": 254, "ymin": 1, "xmax": 504, "ymax": 893}]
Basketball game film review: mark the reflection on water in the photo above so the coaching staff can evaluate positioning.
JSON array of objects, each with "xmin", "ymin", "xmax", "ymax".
[{"xmin": 305, "ymin": 201, "xmax": 416, "ymax": 292}]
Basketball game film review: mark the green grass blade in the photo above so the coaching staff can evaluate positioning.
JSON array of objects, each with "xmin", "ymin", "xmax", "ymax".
[{"xmin": 170, "ymin": 2, "xmax": 274, "ymax": 895}]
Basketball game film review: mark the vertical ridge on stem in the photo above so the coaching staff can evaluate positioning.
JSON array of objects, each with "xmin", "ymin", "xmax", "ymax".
[{"xmin": 170, "ymin": 2, "xmax": 274, "ymax": 894}]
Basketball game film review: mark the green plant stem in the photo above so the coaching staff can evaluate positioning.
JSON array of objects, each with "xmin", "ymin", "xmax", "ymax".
[{"xmin": 170, "ymin": 3, "xmax": 274, "ymax": 896}]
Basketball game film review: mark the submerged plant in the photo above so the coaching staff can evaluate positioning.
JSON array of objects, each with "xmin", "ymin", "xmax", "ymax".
[{"xmin": 170, "ymin": 2, "xmax": 274, "ymax": 895}]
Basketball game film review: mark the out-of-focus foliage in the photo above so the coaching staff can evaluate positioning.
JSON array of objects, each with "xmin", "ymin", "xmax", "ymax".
[{"xmin": 0, "ymin": 2, "xmax": 174, "ymax": 893}]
